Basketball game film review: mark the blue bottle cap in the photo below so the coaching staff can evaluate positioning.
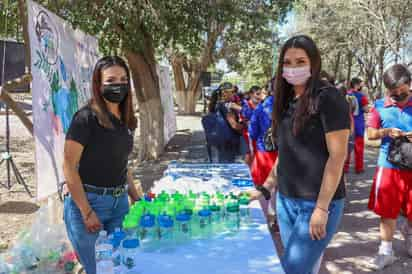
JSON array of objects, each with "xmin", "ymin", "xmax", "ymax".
[
  {"xmin": 140, "ymin": 214, "xmax": 155, "ymax": 228},
  {"xmin": 158, "ymin": 215, "xmax": 174, "ymax": 228},
  {"xmin": 144, "ymin": 194, "xmax": 152, "ymax": 202},
  {"xmin": 198, "ymin": 209, "xmax": 212, "ymax": 217},
  {"xmin": 113, "ymin": 229, "xmax": 126, "ymax": 240},
  {"xmin": 122, "ymin": 238, "xmax": 140, "ymax": 249},
  {"xmin": 176, "ymin": 213, "xmax": 191, "ymax": 222}
]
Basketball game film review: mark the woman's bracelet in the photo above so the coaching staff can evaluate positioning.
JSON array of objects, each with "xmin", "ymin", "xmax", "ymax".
[
  {"xmin": 84, "ymin": 208, "xmax": 93, "ymax": 220},
  {"xmin": 316, "ymin": 206, "xmax": 330, "ymax": 214}
]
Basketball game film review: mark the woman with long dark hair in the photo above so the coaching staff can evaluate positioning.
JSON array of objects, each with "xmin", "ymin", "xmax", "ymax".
[
  {"xmin": 63, "ymin": 56, "xmax": 141, "ymax": 274},
  {"xmin": 249, "ymin": 35, "xmax": 350, "ymax": 273}
]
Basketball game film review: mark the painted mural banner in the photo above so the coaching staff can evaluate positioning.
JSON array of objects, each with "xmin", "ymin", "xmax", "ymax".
[{"xmin": 27, "ymin": 0, "xmax": 100, "ymax": 199}]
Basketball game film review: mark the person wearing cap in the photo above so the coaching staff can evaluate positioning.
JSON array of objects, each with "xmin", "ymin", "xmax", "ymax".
[
  {"xmin": 367, "ymin": 64, "xmax": 412, "ymax": 270},
  {"xmin": 63, "ymin": 56, "xmax": 142, "ymax": 274}
]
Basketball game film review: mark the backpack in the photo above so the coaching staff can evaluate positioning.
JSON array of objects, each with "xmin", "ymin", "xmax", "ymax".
[
  {"xmin": 263, "ymin": 127, "xmax": 277, "ymax": 152},
  {"xmin": 387, "ymin": 136, "xmax": 412, "ymax": 169},
  {"xmin": 202, "ymin": 108, "xmax": 238, "ymax": 146}
]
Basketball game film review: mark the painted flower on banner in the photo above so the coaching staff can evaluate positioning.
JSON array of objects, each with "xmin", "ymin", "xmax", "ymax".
[
  {"xmin": 33, "ymin": 9, "xmax": 79, "ymax": 135},
  {"xmin": 35, "ymin": 10, "xmax": 59, "ymax": 66}
]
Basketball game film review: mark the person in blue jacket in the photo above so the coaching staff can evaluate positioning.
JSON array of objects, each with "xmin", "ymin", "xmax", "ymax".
[{"xmin": 248, "ymin": 87, "xmax": 278, "ymax": 217}]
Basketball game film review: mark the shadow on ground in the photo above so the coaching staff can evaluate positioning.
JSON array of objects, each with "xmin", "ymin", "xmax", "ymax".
[{"xmin": 0, "ymin": 201, "xmax": 39, "ymax": 214}]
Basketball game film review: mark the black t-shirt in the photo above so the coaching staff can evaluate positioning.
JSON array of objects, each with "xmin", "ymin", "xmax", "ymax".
[
  {"xmin": 66, "ymin": 105, "xmax": 134, "ymax": 188},
  {"xmin": 277, "ymin": 83, "xmax": 350, "ymax": 200}
]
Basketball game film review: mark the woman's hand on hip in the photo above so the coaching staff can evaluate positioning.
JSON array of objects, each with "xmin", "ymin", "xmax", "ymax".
[
  {"xmin": 309, "ymin": 208, "xmax": 328, "ymax": 241},
  {"xmin": 83, "ymin": 210, "xmax": 102, "ymax": 233}
]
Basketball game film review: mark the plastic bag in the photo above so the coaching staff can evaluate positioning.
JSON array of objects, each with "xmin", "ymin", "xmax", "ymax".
[{"xmin": 1, "ymin": 203, "xmax": 78, "ymax": 273}]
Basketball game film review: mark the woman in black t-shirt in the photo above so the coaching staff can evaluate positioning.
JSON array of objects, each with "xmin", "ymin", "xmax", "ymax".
[
  {"xmin": 63, "ymin": 56, "xmax": 141, "ymax": 274},
  {"xmin": 249, "ymin": 35, "xmax": 350, "ymax": 273}
]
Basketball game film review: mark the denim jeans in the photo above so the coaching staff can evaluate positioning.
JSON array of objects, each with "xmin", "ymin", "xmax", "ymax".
[
  {"xmin": 209, "ymin": 144, "xmax": 238, "ymax": 163},
  {"xmin": 64, "ymin": 191, "xmax": 129, "ymax": 274},
  {"xmin": 276, "ymin": 192, "xmax": 344, "ymax": 274}
]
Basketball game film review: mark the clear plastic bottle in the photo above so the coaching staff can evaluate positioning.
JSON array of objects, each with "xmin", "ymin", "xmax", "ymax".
[
  {"xmin": 109, "ymin": 227, "xmax": 126, "ymax": 268},
  {"xmin": 239, "ymin": 196, "xmax": 250, "ymax": 225},
  {"xmin": 120, "ymin": 235, "xmax": 140, "ymax": 273},
  {"xmin": 210, "ymin": 204, "xmax": 222, "ymax": 234},
  {"xmin": 198, "ymin": 208, "xmax": 212, "ymax": 239},
  {"xmin": 175, "ymin": 212, "xmax": 192, "ymax": 243},
  {"xmin": 95, "ymin": 230, "xmax": 114, "ymax": 274},
  {"xmin": 139, "ymin": 214, "xmax": 157, "ymax": 251},
  {"xmin": 158, "ymin": 214, "xmax": 174, "ymax": 248},
  {"xmin": 225, "ymin": 204, "xmax": 240, "ymax": 232}
]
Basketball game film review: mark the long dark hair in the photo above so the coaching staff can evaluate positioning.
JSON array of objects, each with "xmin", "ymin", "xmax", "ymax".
[
  {"xmin": 273, "ymin": 35, "xmax": 322, "ymax": 137},
  {"xmin": 90, "ymin": 56, "xmax": 137, "ymax": 130}
]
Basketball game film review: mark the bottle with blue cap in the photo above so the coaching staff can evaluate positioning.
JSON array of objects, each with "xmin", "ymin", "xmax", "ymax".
[
  {"xmin": 109, "ymin": 227, "xmax": 126, "ymax": 268},
  {"xmin": 175, "ymin": 211, "xmax": 192, "ymax": 243},
  {"xmin": 158, "ymin": 214, "xmax": 175, "ymax": 247},
  {"xmin": 139, "ymin": 214, "xmax": 157, "ymax": 251},
  {"xmin": 95, "ymin": 230, "xmax": 114, "ymax": 274},
  {"xmin": 120, "ymin": 234, "xmax": 140, "ymax": 273},
  {"xmin": 197, "ymin": 208, "xmax": 212, "ymax": 239}
]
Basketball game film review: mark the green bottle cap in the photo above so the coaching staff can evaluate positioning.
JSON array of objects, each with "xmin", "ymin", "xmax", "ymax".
[
  {"xmin": 226, "ymin": 204, "xmax": 240, "ymax": 213},
  {"xmin": 210, "ymin": 204, "xmax": 221, "ymax": 212},
  {"xmin": 239, "ymin": 197, "xmax": 250, "ymax": 205}
]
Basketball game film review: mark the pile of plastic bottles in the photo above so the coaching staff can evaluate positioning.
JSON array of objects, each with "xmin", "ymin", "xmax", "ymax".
[
  {"xmin": 0, "ymin": 206, "xmax": 78, "ymax": 274},
  {"xmin": 96, "ymin": 191, "xmax": 251, "ymax": 274},
  {"xmin": 165, "ymin": 163, "xmax": 252, "ymax": 182}
]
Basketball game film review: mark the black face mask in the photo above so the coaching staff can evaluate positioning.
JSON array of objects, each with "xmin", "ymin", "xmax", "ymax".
[
  {"xmin": 102, "ymin": 83, "xmax": 129, "ymax": 103},
  {"xmin": 390, "ymin": 92, "xmax": 409, "ymax": 102}
]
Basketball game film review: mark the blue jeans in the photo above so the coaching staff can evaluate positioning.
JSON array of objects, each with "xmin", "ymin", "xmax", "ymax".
[
  {"xmin": 276, "ymin": 192, "xmax": 344, "ymax": 274},
  {"xmin": 209, "ymin": 144, "xmax": 238, "ymax": 163},
  {"xmin": 64, "ymin": 191, "xmax": 129, "ymax": 274}
]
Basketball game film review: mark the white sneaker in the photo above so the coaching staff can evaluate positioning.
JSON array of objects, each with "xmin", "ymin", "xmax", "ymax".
[
  {"xmin": 400, "ymin": 224, "xmax": 412, "ymax": 257},
  {"xmin": 370, "ymin": 252, "xmax": 397, "ymax": 270}
]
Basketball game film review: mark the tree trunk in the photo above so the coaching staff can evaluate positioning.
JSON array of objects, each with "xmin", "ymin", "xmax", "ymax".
[
  {"xmin": 125, "ymin": 46, "xmax": 164, "ymax": 161},
  {"xmin": 346, "ymin": 52, "xmax": 353, "ymax": 86},
  {"xmin": 171, "ymin": 58, "xmax": 202, "ymax": 114},
  {"xmin": 377, "ymin": 46, "xmax": 386, "ymax": 99},
  {"xmin": 333, "ymin": 51, "xmax": 341, "ymax": 81},
  {"xmin": 170, "ymin": 22, "xmax": 225, "ymax": 115}
]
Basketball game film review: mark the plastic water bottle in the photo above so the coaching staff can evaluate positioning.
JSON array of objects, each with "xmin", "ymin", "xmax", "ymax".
[
  {"xmin": 95, "ymin": 230, "xmax": 114, "ymax": 274},
  {"xmin": 109, "ymin": 228, "xmax": 126, "ymax": 268},
  {"xmin": 239, "ymin": 196, "xmax": 250, "ymax": 225},
  {"xmin": 158, "ymin": 214, "xmax": 174, "ymax": 248},
  {"xmin": 158, "ymin": 215, "xmax": 174, "ymax": 239},
  {"xmin": 139, "ymin": 214, "xmax": 157, "ymax": 251},
  {"xmin": 225, "ymin": 204, "xmax": 240, "ymax": 232},
  {"xmin": 210, "ymin": 204, "xmax": 223, "ymax": 234},
  {"xmin": 175, "ymin": 212, "xmax": 192, "ymax": 243},
  {"xmin": 120, "ymin": 235, "xmax": 140, "ymax": 273},
  {"xmin": 198, "ymin": 208, "xmax": 212, "ymax": 239}
]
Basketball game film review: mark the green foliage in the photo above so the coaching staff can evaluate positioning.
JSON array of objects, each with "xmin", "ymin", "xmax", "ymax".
[
  {"xmin": 0, "ymin": 0, "xmax": 23, "ymax": 41},
  {"xmin": 221, "ymin": 1, "xmax": 293, "ymax": 85}
]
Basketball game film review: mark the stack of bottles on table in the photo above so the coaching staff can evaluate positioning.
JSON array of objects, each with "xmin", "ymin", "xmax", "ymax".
[{"xmin": 96, "ymin": 191, "xmax": 251, "ymax": 274}]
